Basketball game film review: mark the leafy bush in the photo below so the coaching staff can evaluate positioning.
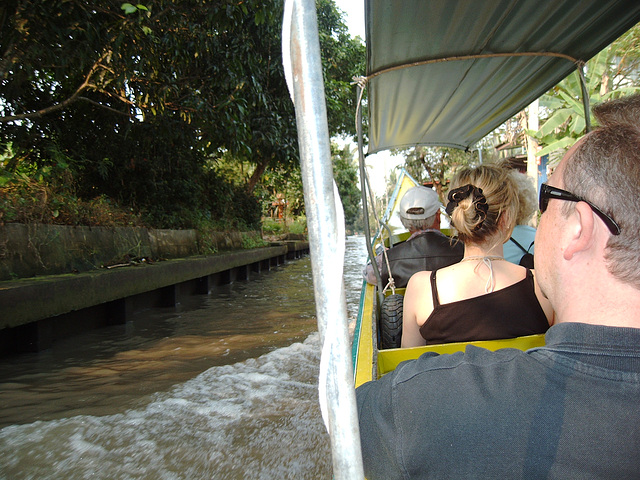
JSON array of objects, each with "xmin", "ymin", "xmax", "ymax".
[
  {"xmin": 289, "ymin": 216, "xmax": 307, "ymax": 235},
  {"xmin": 241, "ymin": 232, "xmax": 269, "ymax": 249},
  {"xmin": 262, "ymin": 218, "xmax": 285, "ymax": 235},
  {"xmin": 201, "ymin": 169, "xmax": 262, "ymax": 231},
  {"xmin": 261, "ymin": 216, "xmax": 307, "ymax": 237},
  {"xmin": 0, "ymin": 138, "xmax": 262, "ymax": 233},
  {"xmin": 0, "ymin": 161, "xmax": 142, "ymax": 227}
]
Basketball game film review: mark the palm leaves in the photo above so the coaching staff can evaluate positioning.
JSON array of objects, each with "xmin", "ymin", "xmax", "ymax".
[{"xmin": 531, "ymin": 42, "xmax": 640, "ymax": 162}]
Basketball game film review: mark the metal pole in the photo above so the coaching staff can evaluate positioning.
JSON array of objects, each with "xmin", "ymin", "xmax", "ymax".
[
  {"xmin": 283, "ymin": 1, "xmax": 364, "ymax": 478},
  {"xmin": 356, "ymin": 84, "xmax": 384, "ymax": 295},
  {"xmin": 577, "ymin": 64, "xmax": 592, "ymax": 133},
  {"xmin": 526, "ymin": 99, "xmax": 540, "ymax": 226}
]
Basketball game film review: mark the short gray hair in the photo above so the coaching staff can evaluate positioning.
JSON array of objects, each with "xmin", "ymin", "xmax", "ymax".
[
  {"xmin": 563, "ymin": 94, "xmax": 640, "ymax": 288},
  {"xmin": 400, "ymin": 214, "xmax": 438, "ymax": 231},
  {"xmin": 509, "ymin": 170, "xmax": 537, "ymax": 225}
]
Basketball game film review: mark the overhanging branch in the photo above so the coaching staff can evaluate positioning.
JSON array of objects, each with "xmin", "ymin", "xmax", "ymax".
[{"xmin": 0, "ymin": 51, "xmax": 125, "ymax": 123}]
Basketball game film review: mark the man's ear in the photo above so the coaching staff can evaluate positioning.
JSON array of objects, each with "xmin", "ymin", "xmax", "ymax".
[
  {"xmin": 563, "ymin": 201, "xmax": 595, "ymax": 260},
  {"xmin": 433, "ymin": 210, "xmax": 441, "ymax": 229}
]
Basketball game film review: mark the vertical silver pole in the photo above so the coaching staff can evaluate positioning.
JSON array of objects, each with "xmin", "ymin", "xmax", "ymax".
[
  {"xmin": 577, "ymin": 64, "xmax": 592, "ymax": 133},
  {"xmin": 284, "ymin": 0, "xmax": 364, "ymax": 478},
  {"xmin": 526, "ymin": 99, "xmax": 540, "ymax": 226},
  {"xmin": 356, "ymin": 83, "xmax": 384, "ymax": 294}
]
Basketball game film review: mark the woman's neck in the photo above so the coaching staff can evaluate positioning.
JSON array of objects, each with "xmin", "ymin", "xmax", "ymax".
[{"xmin": 463, "ymin": 242, "xmax": 504, "ymax": 259}]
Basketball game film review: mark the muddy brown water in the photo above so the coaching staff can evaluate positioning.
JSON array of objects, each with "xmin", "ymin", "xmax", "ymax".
[{"xmin": 0, "ymin": 236, "xmax": 368, "ymax": 479}]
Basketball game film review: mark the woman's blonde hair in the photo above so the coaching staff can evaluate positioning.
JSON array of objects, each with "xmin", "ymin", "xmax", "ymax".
[{"xmin": 448, "ymin": 164, "xmax": 519, "ymax": 245}]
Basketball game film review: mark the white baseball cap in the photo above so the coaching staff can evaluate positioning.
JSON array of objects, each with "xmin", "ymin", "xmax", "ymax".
[{"xmin": 399, "ymin": 186, "xmax": 442, "ymax": 220}]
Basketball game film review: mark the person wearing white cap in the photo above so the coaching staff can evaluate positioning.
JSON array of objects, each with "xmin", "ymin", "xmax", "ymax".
[{"xmin": 363, "ymin": 185, "xmax": 463, "ymax": 288}]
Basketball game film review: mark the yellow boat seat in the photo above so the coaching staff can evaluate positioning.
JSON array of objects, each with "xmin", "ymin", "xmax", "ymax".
[{"xmin": 377, "ymin": 334, "xmax": 545, "ymax": 378}]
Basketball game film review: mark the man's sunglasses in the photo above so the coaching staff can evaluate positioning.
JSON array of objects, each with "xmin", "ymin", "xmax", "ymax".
[{"xmin": 539, "ymin": 183, "xmax": 621, "ymax": 236}]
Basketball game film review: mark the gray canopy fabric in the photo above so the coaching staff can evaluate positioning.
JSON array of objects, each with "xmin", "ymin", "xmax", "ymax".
[{"xmin": 364, "ymin": 0, "xmax": 640, "ymax": 155}]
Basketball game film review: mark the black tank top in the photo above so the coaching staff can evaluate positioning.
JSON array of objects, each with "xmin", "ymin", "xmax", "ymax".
[{"xmin": 419, "ymin": 269, "xmax": 549, "ymax": 345}]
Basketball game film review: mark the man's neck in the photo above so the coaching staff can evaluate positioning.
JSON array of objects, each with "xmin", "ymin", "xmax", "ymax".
[
  {"xmin": 555, "ymin": 271, "xmax": 640, "ymax": 329},
  {"xmin": 408, "ymin": 228, "xmax": 439, "ymax": 241}
]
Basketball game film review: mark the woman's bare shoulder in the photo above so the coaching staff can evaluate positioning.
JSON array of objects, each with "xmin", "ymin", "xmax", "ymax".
[
  {"xmin": 412, "ymin": 269, "xmax": 433, "ymax": 280},
  {"xmin": 405, "ymin": 270, "xmax": 433, "ymax": 300},
  {"xmin": 407, "ymin": 270, "xmax": 432, "ymax": 287}
]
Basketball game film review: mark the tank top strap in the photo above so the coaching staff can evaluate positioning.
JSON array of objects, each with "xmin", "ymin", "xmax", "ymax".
[
  {"xmin": 525, "ymin": 268, "xmax": 535, "ymax": 288},
  {"xmin": 430, "ymin": 270, "xmax": 441, "ymax": 307}
]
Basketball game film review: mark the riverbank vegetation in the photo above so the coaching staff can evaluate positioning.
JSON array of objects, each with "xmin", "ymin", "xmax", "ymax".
[{"xmin": 0, "ymin": 0, "xmax": 365, "ymax": 238}]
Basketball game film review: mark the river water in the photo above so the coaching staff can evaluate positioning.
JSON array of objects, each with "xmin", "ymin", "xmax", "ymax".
[{"xmin": 0, "ymin": 236, "xmax": 369, "ymax": 479}]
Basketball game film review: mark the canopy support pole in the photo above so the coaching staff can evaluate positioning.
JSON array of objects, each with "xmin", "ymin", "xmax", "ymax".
[
  {"xmin": 356, "ymin": 82, "xmax": 385, "ymax": 304},
  {"xmin": 577, "ymin": 64, "xmax": 592, "ymax": 133}
]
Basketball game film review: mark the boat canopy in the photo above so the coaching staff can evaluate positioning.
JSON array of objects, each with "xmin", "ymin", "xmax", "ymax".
[{"xmin": 364, "ymin": 0, "xmax": 640, "ymax": 154}]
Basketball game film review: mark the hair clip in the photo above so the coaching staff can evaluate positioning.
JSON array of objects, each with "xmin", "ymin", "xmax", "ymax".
[{"xmin": 445, "ymin": 184, "xmax": 489, "ymax": 229}]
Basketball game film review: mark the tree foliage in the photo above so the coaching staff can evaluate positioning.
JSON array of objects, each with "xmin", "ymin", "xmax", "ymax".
[
  {"xmin": 0, "ymin": 0, "xmax": 365, "ymax": 229},
  {"xmin": 530, "ymin": 25, "xmax": 640, "ymax": 161},
  {"xmin": 401, "ymin": 147, "xmax": 479, "ymax": 202},
  {"xmin": 331, "ymin": 142, "xmax": 361, "ymax": 229}
]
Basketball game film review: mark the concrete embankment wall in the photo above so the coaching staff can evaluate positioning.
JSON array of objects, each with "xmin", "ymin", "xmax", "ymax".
[
  {"xmin": 0, "ymin": 224, "xmax": 309, "ymax": 356},
  {"xmin": 0, "ymin": 223, "xmax": 261, "ymax": 281}
]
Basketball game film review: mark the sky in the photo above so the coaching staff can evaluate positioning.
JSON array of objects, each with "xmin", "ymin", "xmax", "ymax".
[
  {"xmin": 332, "ymin": 0, "xmax": 405, "ymax": 197},
  {"xmin": 334, "ymin": 0, "xmax": 365, "ymax": 38}
]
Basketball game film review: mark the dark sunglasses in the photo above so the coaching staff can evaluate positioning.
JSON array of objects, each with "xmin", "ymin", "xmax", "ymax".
[{"xmin": 539, "ymin": 183, "xmax": 621, "ymax": 235}]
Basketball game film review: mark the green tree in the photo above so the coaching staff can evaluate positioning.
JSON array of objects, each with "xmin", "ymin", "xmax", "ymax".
[
  {"xmin": 531, "ymin": 25, "xmax": 640, "ymax": 161},
  {"xmin": 331, "ymin": 142, "xmax": 361, "ymax": 230},
  {"xmin": 401, "ymin": 147, "xmax": 479, "ymax": 202},
  {"xmin": 0, "ymin": 0, "xmax": 365, "ymax": 228},
  {"xmin": 317, "ymin": 0, "xmax": 366, "ymax": 138}
]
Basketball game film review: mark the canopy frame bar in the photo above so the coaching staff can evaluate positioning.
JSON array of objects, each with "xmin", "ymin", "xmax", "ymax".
[{"xmin": 365, "ymin": 51, "xmax": 580, "ymax": 82}]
